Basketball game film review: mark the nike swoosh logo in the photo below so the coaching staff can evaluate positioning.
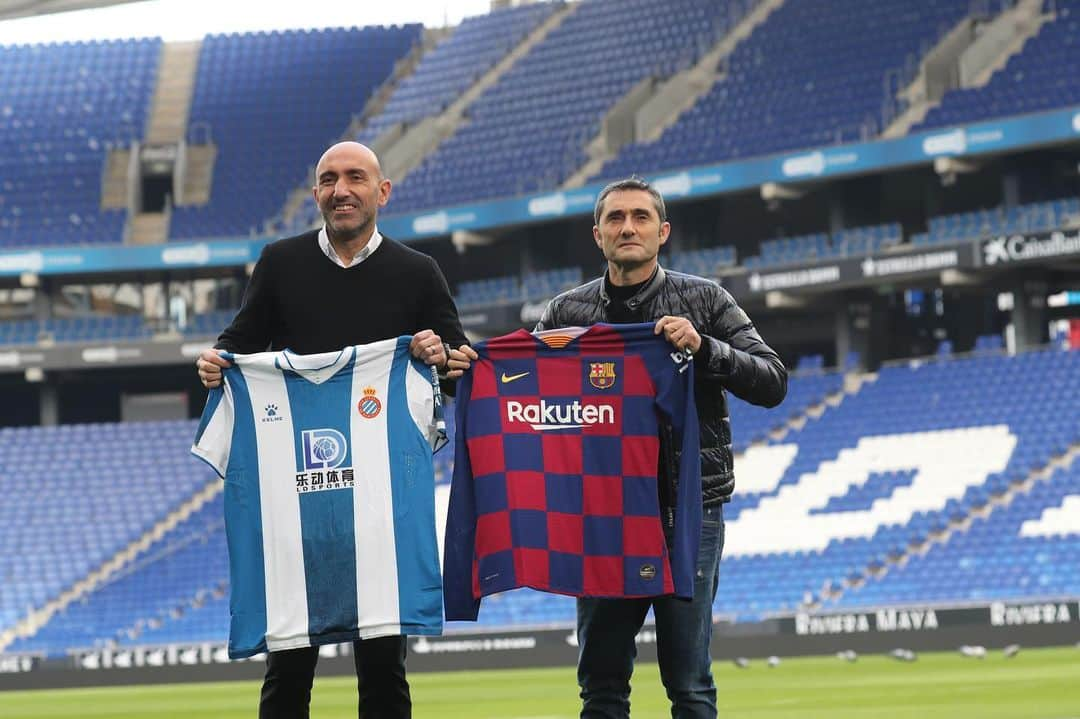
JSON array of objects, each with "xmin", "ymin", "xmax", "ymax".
[{"xmin": 501, "ymin": 371, "xmax": 530, "ymax": 384}]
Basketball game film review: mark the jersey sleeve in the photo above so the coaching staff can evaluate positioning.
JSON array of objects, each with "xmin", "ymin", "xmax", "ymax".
[
  {"xmin": 442, "ymin": 368, "xmax": 481, "ymax": 621},
  {"xmin": 191, "ymin": 381, "xmax": 235, "ymax": 479},
  {"xmin": 650, "ymin": 336, "xmax": 702, "ymax": 601}
]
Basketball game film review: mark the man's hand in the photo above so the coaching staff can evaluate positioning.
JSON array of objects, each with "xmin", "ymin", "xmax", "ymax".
[
  {"xmin": 196, "ymin": 349, "xmax": 231, "ymax": 389},
  {"xmin": 655, "ymin": 316, "xmax": 701, "ymax": 354},
  {"xmin": 445, "ymin": 345, "xmax": 478, "ymax": 379},
  {"xmin": 410, "ymin": 329, "xmax": 447, "ymax": 367}
]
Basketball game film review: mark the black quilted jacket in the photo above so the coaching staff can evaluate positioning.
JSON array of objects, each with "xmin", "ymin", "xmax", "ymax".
[{"xmin": 535, "ymin": 265, "xmax": 787, "ymax": 505}]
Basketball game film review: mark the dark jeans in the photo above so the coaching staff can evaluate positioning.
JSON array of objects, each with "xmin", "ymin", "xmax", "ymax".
[
  {"xmin": 258, "ymin": 635, "xmax": 410, "ymax": 719},
  {"xmin": 577, "ymin": 504, "xmax": 724, "ymax": 719}
]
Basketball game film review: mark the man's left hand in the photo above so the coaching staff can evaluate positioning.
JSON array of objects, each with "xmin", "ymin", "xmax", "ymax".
[
  {"xmin": 446, "ymin": 345, "xmax": 478, "ymax": 379},
  {"xmin": 411, "ymin": 329, "xmax": 447, "ymax": 367},
  {"xmin": 655, "ymin": 316, "xmax": 701, "ymax": 354}
]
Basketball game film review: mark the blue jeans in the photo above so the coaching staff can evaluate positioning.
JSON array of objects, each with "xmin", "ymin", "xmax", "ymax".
[{"xmin": 577, "ymin": 504, "xmax": 724, "ymax": 719}]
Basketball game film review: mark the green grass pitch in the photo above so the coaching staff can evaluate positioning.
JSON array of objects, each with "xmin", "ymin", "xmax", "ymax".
[{"xmin": 4, "ymin": 646, "xmax": 1078, "ymax": 718}]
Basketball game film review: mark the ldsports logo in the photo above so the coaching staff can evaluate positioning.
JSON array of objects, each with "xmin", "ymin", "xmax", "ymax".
[
  {"xmin": 301, "ymin": 428, "xmax": 348, "ymax": 470},
  {"xmin": 505, "ymin": 400, "xmax": 615, "ymax": 431}
]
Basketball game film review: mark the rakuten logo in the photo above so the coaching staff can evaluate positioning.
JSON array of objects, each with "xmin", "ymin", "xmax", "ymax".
[{"xmin": 506, "ymin": 400, "xmax": 615, "ymax": 431}]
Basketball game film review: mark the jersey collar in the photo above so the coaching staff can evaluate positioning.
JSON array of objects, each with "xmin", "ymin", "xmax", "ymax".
[{"xmin": 277, "ymin": 346, "xmax": 355, "ymax": 384}]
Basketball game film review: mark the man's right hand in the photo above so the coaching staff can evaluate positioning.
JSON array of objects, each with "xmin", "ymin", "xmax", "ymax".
[{"xmin": 196, "ymin": 349, "xmax": 231, "ymax": 389}]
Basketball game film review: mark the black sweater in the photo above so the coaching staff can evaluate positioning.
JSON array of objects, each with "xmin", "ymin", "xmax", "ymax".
[{"xmin": 216, "ymin": 230, "xmax": 467, "ymax": 355}]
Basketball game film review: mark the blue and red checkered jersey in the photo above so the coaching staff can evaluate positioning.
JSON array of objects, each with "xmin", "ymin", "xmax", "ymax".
[{"xmin": 443, "ymin": 322, "xmax": 702, "ymax": 621}]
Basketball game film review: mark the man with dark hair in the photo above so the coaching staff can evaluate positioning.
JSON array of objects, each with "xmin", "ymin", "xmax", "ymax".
[
  {"xmin": 536, "ymin": 177, "xmax": 787, "ymax": 718},
  {"xmin": 195, "ymin": 141, "xmax": 476, "ymax": 719}
]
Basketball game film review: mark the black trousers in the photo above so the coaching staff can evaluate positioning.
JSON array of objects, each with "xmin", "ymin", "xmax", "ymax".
[{"xmin": 258, "ymin": 635, "xmax": 410, "ymax": 719}]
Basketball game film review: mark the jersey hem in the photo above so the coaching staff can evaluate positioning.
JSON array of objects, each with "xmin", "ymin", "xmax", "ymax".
[
  {"xmin": 258, "ymin": 622, "xmax": 444, "ymax": 654},
  {"xmin": 189, "ymin": 445, "xmax": 225, "ymax": 479}
]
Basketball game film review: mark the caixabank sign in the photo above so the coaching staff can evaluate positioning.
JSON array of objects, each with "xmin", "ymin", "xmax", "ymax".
[
  {"xmin": 978, "ymin": 228, "xmax": 1080, "ymax": 267},
  {"xmin": 721, "ymin": 227, "xmax": 1080, "ymax": 299}
]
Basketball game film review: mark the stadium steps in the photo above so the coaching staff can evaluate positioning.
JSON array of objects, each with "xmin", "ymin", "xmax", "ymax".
[
  {"xmin": 757, "ymin": 370, "xmax": 877, "ymax": 448},
  {"xmin": 562, "ymin": 0, "xmax": 786, "ymax": 189},
  {"xmin": 145, "ymin": 40, "xmax": 202, "ymax": 145},
  {"xmin": 178, "ymin": 143, "xmax": 217, "ymax": 207},
  {"xmin": 963, "ymin": 0, "xmax": 1051, "ymax": 89},
  {"xmin": 881, "ymin": 11, "xmax": 987, "ymax": 139},
  {"xmin": 347, "ymin": 27, "xmax": 451, "ymax": 140},
  {"xmin": 884, "ymin": 0, "xmax": 1049, "ymax": 138},
  {"xmin": 0, "ymin": 480, "xmax": 223, "ymax": 653},
  {"xmin": 122, "ymin": 39, "xmax": 204, "ymax": 245},
  {"xmin": 276, "ymin": 29, "xmax": 449, "ymax": 229},
  {"xmin": 810, "ymin": 440, "xmax": 1080, "ymax": 611},
  {"xmin": 110, "ymin": 522, "xmax": 228, "ymax": 647},
  {"xmin": 126, "ymin": 211, "xmax": 170, "ymax": 245},
  {"xmin": 375, "ymin": 1, "xmax": 577, "ymax": 187},
  {"xmin": 101, "ymin": 149, "xmax": 133, "ymax": 210}
]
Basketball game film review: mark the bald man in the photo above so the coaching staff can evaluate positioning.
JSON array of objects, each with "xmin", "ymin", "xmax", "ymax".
[{"xmin": 196, "ymin": 142, "xmax": 475, "ymax": 719}]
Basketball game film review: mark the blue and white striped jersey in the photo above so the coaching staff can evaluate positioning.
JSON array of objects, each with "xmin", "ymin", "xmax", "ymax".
[{"xmin": 192, "ymin": 336, "xmax": 446, "ymax": 659}]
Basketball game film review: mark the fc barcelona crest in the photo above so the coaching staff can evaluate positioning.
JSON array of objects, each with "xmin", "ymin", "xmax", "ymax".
[
  {"xmin": 357, "ymin": 387, "xmax": 382, "ymax": 418},
  {"xmin": 588, "ymin": 362, "xmax": 617, "ymax": 389}
]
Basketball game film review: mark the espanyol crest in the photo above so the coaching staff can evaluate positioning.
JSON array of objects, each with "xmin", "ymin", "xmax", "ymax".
[{"xmin": 357, "ymin": 386, "xmax": 382, "ymax": 418}]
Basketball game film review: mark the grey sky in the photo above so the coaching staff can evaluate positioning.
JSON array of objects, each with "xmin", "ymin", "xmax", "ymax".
[{"xmin": 0, "ymin": 0, "xmax": 496, "ymax": 44}]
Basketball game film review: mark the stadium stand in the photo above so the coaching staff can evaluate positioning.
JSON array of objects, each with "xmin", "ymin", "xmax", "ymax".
[
  {"xmin": 8, "ymin": 496, "xmax": 228, "ymax": 656},
  {"xmin": 0, "ymin": 310, "xmax": 225, "ymax": 346},
  {"xmin": 594, "ymin": 0, "xmax": 973, "ymax": 181},
  {"xmin": 916, "ymin": 0, "xmax": 1080, "ymax": 131},
  {"xmin": 910, "ymin": 196, "xmax": 1080, "ymax": 246},
  {"xmin": 4, "ymin": 0, "xmax": 1080, "ymax": 662},
  {"xmin": 829, "ymin": 456, "xmax": 1080, "ymax": 609},
  {"xmin": 0, "ymin": 362, "xmax": 865, "ymax": 646},
  {"xmin": 429, "ymin": 348, "xmax": 1079, "ymax": 628},
  {"xmin": 455, "ymin": 267, "xmax": 583, "ymax": 308},
  {"xmin": 284, "ymin": 4, "xmax": 565, "ymax": 235},
  {"xmin": 743, "ymin": 223, "xmax": 903, "ymax": 269},
  {"xmin": 7, "ymin": 347, "xmax": 1078, "ymax": 647},
  {"xmin": 728, "ymin": 366, "xmax": 846, "ymax": 452},
  {"xmin": 387, "ymin": 0, "xmax": 752, "ymax": 213},
  {"xmin": 665, "ymin": 246, "xmax": 738, "ymax": 277},
  {"xmin": 720, "ymin": 347, "xmax": 1080, "ymax": 619},
  {"xmin": 8, "ymin": 405, "xmax": 462, "ymax": 655},
  {"xmin": 0, "ymin": 420, "xmax": 216, "ymax": 639},
  {"xmin": 180, "ymin": 308, "xmax": 239, "ymax": 339},
  {"xmin": 168, "ymin": 25, "xmax": 421, "ymax": 240},
  {"xmin": 455, "ymin": 275, "xmax": 522, "ymax": 308},
  {"xmin": 0, "ymin": 38, "xmax": 160, "ymax": 248},
  {"xmin": 358, "ymin": 3, "xmax": 562, "ymax": 144}
]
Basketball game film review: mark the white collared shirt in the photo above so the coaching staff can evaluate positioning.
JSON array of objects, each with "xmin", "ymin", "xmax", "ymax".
[{"xmin": 318, "ymin": 226, "xmax": 383, "ymax": 268}]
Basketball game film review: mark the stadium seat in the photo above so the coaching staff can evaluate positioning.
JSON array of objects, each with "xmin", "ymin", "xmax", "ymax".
[
  {"xmin": 595, "ymin": 0, "xmax": 973, "ymax": 182},
  {"xmin": 918, "ymin": 2, "xmax": 1080, "ymax": 131},
  {"xmin": 169, "ymin": 26, "xmax": 421, "ymax": 241},
  {"xmin": 0, "ymin": 38, "xmax": 160, "ymax": 248},
  {"xmin": 0, "ymin": 419, "xmax": 218, "ymax": 650},
  {"xmin": 387, "ymin": 0, "xmax": 751, "ymax": 214}
]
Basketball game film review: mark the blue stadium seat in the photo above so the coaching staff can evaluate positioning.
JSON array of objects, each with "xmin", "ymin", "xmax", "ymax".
[
  {"xmin": 918, "ymin": 2, "xmax": 1080, "ymax": 130},
  {"xmin": 387, "ymin": 0, "xmax": 748, "ymax": 214},
  {"xmin": 169, "ymin": 26, "xmax": 421, "ymax": 241},
  {"xmin": 0, "ymin": 419, "xmax": 219, "ymax": 650},
  {"xmin": 595, "ymin": 0, "xmax": 973, "ymax": 182},
  {"xmin": 0, "ymin": 38, "xmax": 160, "ymax": 248}
]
